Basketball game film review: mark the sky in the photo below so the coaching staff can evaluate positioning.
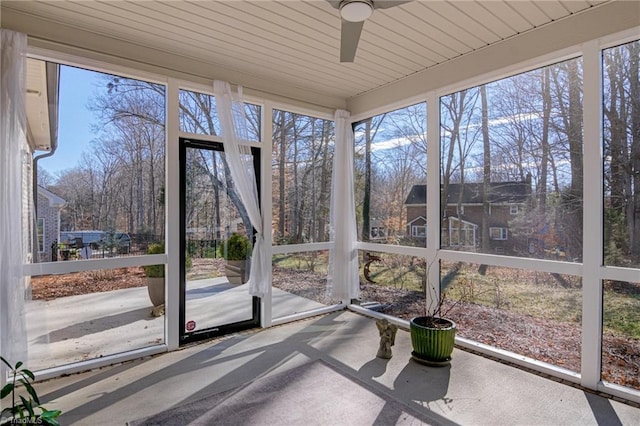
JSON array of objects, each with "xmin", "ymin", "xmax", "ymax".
[{"xmin": 39, "ymin": 66, "xmax": 101, "ymax": 177}]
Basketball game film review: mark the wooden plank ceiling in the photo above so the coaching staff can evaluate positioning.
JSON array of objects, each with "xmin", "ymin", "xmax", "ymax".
[{"xmin": 2, "ymin": 0, "xmax": 609, "ymax": 101}]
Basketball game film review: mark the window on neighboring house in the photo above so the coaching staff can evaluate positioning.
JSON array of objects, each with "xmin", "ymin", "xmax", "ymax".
[
  {"xmin": 370, "ymin": 226, "xmax": 386, "ymax": 239},
  {"xmin": 510, "ymin": 205, "xmax": 519, "ymax": 215},
  {"xmin": 490, "ymin": 227, "xmax": 508, "ymax": 240},
  {"xmin": 412, "ymin": 225, "xmax": 426, "ymax": 238},
  {"xmin": 36, "ymin": 218, "xmax": 44, "ymax": 252}
]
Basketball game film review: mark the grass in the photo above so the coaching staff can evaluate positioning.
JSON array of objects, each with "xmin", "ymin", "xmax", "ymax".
[
  {"xmin": 272, "ymin": 252, "xmax": 330, "ymax": 275},
  {"xmin": 353, "ymin": 255, "xmax": 640, "ymax": 340},
  {"xmin": 362, "ymin": 252, "xmax": 424, "ymax": 291},
  {"xmin": 603, "ymin": 283, "xmax": 640, "ymax": 338},
  {"xmin": 247, "ymin": 250, "xmax": 639, "ymax": 340},
  {"xmin": 443, "ymin": 263, "xmax": 584, "ymax": 325}
]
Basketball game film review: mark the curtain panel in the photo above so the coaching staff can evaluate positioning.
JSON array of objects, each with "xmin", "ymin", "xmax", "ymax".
[
  {"xmin": 213, "ymin": 80, "xmax": 269, "ymax": 299},
  {"xmin": 0, "ymin": 29, "xmax": 28, "ymax": 380},
  {"xmin": 328, "ymin": 110, "xmax": 359, "ymax": 301}
]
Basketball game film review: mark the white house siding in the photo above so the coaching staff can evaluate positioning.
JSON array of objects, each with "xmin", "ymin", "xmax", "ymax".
[{"xmin": 36, "ymin": 187, "xmax": 65, "ymax": 262}]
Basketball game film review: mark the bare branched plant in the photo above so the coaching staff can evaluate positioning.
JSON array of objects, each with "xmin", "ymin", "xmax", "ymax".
[{"xmin": 419, "ymin": 258, "xmax": 459, "ymax": 327}]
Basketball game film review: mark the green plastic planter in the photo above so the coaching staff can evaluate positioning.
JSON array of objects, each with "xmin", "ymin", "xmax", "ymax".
[{"xmin": 410, "ymin": 316, "xmax": 457, "ymax": 365}]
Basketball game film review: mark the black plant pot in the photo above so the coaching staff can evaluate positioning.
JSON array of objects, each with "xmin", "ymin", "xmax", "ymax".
[{"xmin": 410, "ymin": 316, "xmax": 456, "ymax": 365}]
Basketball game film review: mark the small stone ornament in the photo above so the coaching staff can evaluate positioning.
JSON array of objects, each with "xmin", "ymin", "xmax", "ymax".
[{"xmin": 376, "ymin": 318, "xmax": 398, "ymax": 359}]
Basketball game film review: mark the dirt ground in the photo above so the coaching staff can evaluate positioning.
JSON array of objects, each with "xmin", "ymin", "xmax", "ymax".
[
  {"xmin": 30, "ymin": 258, "xmax": 226, "ymax": 300},
  {"xmin": 30, "ymin": 259, "xmax": 639, "ymax": 392},
  {"xmin": 355, "ymin": 282, "xmax": 640, "ymax": 391},
  {"xmin": 31, "ymin": 267, "xmax": 147, "ymax": 300}
]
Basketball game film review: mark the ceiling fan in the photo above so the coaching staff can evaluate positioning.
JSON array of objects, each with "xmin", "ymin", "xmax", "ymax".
[{"xmin": 327, "ymin": 0, "xmax": 412, "ymax": 63}]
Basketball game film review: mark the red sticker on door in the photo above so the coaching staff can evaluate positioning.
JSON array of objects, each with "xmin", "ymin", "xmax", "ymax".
[{"xmin": 186, "ymin": 320, "xmax": 196, "ymax": 332}]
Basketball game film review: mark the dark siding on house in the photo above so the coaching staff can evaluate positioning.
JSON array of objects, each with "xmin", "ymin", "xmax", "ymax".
[{"xmin": 405, "ymin": 180, "xmax": 531, "ymax": 254}]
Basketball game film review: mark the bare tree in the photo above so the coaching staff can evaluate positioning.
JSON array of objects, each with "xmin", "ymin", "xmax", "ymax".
[
  {"xmin": 551, "ymin": 60, "xmax": 584, "ymax": 260},
  {"xmin": 604, "ymin": 40, "xmax": 640, "ymax": 264}
]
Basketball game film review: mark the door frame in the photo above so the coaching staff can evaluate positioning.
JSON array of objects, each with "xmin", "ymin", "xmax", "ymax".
[{"xmin": 178, "ymin": 137, "xmax": 261, "ymax": 345}]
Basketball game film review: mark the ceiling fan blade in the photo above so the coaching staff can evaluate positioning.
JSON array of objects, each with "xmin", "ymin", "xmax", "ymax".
[
  {"xmin": 373, "ymin": 0, "xmax": 413, "ymax": 9},
  {"xmin": 328, "ymin": 0, "xmax": 412, "ymax": 11},
  {"xmin": 340, "ymin": 19, "xmax": 365, "ymax": 63}
]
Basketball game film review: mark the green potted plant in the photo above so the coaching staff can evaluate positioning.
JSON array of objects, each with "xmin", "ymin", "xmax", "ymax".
[
  {"xmin": 410, "ymin": 259, "xmax": 457, "ymax": 366},
  {"xmin": 1, "ymin": 356, "xmax": 61, "ymax": 425},
  {"xmin": 144, "ymin": 243, "xmax": 165, "ymax": 307},
  {"xmin": 222, "ymin": 232, "xmax": 251, "ymax": 285}
]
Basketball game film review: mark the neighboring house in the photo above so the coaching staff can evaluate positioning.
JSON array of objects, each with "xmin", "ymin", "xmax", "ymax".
[
  {"xmin": 36, "ymin": 186, "xmax": 66, "ymax": 262},
  {"xmin": 22, "ymin": 59, "xmax": 60, "ymax": 265},
  {"xmin": 404, "ymin": 177, "xmax": 531, "ymax": 254}
]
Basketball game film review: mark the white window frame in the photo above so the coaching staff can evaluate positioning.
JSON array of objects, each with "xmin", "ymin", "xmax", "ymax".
[
  {"xmin": 510, "ymin": 205, "xmax": 519, "ymax": 215},
  {"xmin": 411, "ymin": 225, "xmax": 426, "ymax": 238},
  {"xmin": 489, "ymin": 227, "xmax": 508, "ymax": 240},
  {"xmin": 36, "ymin": 217, "xmax": 45, "ymax": 253}
]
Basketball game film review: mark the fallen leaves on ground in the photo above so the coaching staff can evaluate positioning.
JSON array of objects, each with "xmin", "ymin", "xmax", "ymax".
[{"xmin": 31, "ymin": 267, "xmax": 146, "ymax": 300}]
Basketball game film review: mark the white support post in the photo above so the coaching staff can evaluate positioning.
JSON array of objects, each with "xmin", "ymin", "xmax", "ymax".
[
  {"xmin": 261, "ymin": 101, "xmax": 273, "ymax": 328},
  {"xmin": 165, "ymin": 78, "xmax": 180, "ymax": 351},
  {"xmin": 580, "ymin": 40, "xmax": 604, "ymax": 389},
  {"xmin": 426, "ymin": 91, "xmax": 440, "ymax": 303}
]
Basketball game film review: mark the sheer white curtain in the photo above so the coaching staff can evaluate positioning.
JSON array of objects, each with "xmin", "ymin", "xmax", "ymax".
[
  {"xmin": 0, "ymin": 30, "xmax": 28, "ymax": 376},
  {"xmin": 213, "ymin": 80, "xmax": 269, "ymax": 298},
  {"xmin": 328, "ymin": 110, "xmax": 359, "ymax": 301}
]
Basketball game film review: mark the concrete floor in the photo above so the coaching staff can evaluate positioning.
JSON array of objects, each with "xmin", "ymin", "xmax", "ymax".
[
  {"xmin": 25, "ymin": 277, "xmax": 326, "ymax": 371},
  {"xmin": 34, "ymin": 310, "xmax": 640, "ymax": 426}
]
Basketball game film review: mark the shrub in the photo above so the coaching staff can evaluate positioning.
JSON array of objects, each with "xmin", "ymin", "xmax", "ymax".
[
  {"xmin": 144, "ymin": 243, "xmax": 165, "ymax": 278},
  {"xmin": 222, "ymin": 233, "xmax": 251, "ymax": 261}
]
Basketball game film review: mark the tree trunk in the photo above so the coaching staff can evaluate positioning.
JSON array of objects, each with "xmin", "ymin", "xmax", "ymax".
[
  {"xmin": 539, "ymin": 68, "xmax": 551, "ymax": 212},
  {"xmin": 363, "ymin": 119, "xmax": 372, "ymax": 242},
  {"xmin": 278, "ymin": 111, "xmax": 286, "ymax": 240},
  {"xmin": 481, "ymin": 85, "xmax": 491, "ymax": 253},
  {"xmin": 628, "ymin": 42, "xmax": 640, "ymax": 259},
  {"xmin": 567, "ymin": 61, "xmax": 584, "ymax": 260},
  {"xmin": 317, "ymin": 122, "xmax": 331, "ymax": 241},
  {"xmin": 442, "ymin": 90, "xmax": 467, "ymax": 244}
]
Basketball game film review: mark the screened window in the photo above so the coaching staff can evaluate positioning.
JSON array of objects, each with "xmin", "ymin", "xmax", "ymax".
[
  {"xmin": 37, "ymin": 66, "xmax": 166, "ymax": 259},
  {"xmin": 272, "ymin": 110, "xmax": 334, "ymax": 244},
  {"xmin": 601, "ymin": 39, "xmax": 640, "ymax": 392},
  {"xmin": 444, "ymin": 261, "xmax": 582, "ymax": 373},
  {"xmin": 179, "ymin": 89, "xmax": 261, "ymax": 141},
  {"xmin": 603, "ymin": 39, "xmax": 640, "ymax": 269},
  {"xmin": 440, "ymin": 57, "xmax": 583, "ymax": 259},
  {"xmin": 27, "ymin": 63, "xmax": 167, "ymax": 370},
  {"xmin": 354, "ymin": 102, "xmax": 427, "ymax": 247},
  {"xmin": 272, "ymin": 250, "xmax": 339, "ymax": 318}
]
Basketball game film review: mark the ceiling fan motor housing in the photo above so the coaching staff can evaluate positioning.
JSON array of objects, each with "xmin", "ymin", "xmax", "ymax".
[{"xmin": 340, "ymin": 0, "xmax": 374, "ymax": 22}]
